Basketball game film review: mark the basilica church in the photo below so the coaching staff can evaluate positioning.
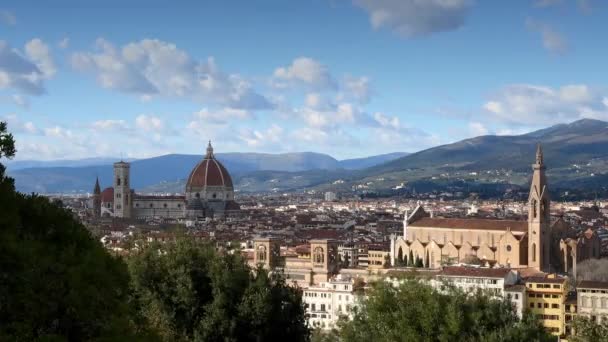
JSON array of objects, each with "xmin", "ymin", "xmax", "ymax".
[
  {"xmin": 92, "ymin": 142, "xmax": 240, "ymax": 220},
  {"xmin": 390, "ymin": 145, "xmax": 600, "ymax": 273}
]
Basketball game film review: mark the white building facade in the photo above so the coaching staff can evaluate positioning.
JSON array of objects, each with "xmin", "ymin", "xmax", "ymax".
[{"xmin": 302, "ymin": 275, "xmax": 360, "ymax": 330}]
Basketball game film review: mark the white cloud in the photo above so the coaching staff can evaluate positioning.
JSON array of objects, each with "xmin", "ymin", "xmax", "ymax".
[
  {"xmin": 341, "ymin": 76, "xmax": 371, "ymax": 103},
  {"xmin": 44, "ymin": 125, "xmax": 72, "ymax": 139},
  {"xmin": 135, "ymin": 114, "xmax": 166, "ymax": 133},
  {"xmin": 193, "ymin": 107, "xmax": 253, "ymax": 124},
  {"xmin": 374, "ymin": 112, "xmax": 400, "ymax": 130},
  {"xmin": 526, "ymin": 19, "xmax": 567, "ymax": 54},
  {"xmin": 0, "ymin": 40, "xmax": 50, "ymax": 95},
  {"xmin": 92, "ymin": 119, "xmax": 129, "ymax": 131},
  {"xmin": 291, "ymin": 127, "xmax": 329, "ymax": 143},
  {"xmin": 0, "ymin": 10, "xmax": 16, "ymax": 26},
  {"xmin": 58, "ymin": 37, "xmax": 70, "ymax": 49},
  {"xmin": 2, "ymin": 113, "xmax": 38, "ymax": 134},
  {"xmin": 25, "ymin": 38, "xmax": 56, "ymax": 78},
  {"xmin": 469, "ymin": 122, "xmax": 489, "ymax": 136},
  {"xmin": 71, "ymin": 38, "xmax": 272, "ymax": 109},
  {"xmin": 482, "ymin": 84, "xmax": 608, "ymax": 125},
  {"xmin": 11, "ymin": 94, "xmax": 28, "ymax": 108},
  {"xmin": 239, "ymin": 124, "xmax": 283, "ymax": 147},
  {"xmin": 354, "ymin": 0, "xmax": 471, "ymax": 37},
  {"xmin": 298, "ymin": 102, "xmax": 366, "ymax": 128},
  {"xmin": 273, "ymin": 57, "xmax": 335, "ymax": 89}
]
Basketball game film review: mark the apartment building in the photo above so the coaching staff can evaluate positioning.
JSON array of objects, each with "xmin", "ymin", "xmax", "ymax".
[
  {"xmin": 433, "ymin": 267, "xmax": 523, "ymax": 317},
  {"xmin": 525, "ymin": 275, "xmax": 568, "ymax": 337},
  {"xmin": 577, "ymin": 280, "xmax": 608, "ymax": 323},
  {"xmin": 302, "ymin": 275, "xmax": 360, "ymax": 330}
]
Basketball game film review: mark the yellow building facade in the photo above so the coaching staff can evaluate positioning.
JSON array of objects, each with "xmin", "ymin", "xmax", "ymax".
[{"xmin": 525, "ymin": 275, "xmax": 568, "ymax": 337}]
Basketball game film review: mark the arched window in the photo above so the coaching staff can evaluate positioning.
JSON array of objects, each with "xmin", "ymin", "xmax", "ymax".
[
  {"xmin": 257, "ymin": 245, "xmax": 267, "ymax": 262},
  {"xmin": 116, "ymin": 177, "xmax": 121, "ymax": 186},
  {"xmin": 532, "ymin": 199, "xmax": 537, "ymax": 218},
  {"xmin": 314, "ymin": 247, "xmax": 324, "ymax": 264},
  {"xmin": 532, "ymin": 243, "xmax": 537, "ymax": 262}
]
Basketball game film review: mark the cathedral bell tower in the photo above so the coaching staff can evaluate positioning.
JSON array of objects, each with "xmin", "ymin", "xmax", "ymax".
[{"xmin": 528, "ymin": 144, "xmax": 551, "ymax": 272}]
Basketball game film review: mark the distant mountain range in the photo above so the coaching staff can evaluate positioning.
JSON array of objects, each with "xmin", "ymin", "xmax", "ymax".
[
  {"xmin": 319, "ymin": 118, "xmax": 608, "ymax": 193},
  {"xmin": 6, "ymin": 151, "xmax": 408, "ymax": 194},
  {"xmin": 7, "ymin": 119, "xmax": 608, "ymax": 195}
]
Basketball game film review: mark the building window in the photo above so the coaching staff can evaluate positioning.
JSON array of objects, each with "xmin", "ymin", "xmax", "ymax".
[
  {"xmin": 506, "ymin": 245, "xmax": 512, "ymax": 252},
  {"xmin": 116, "ymin": 177, "xmax": 121, "ymax": 186},
  {"xmin": 163, "ymin": 203, "xmax": 168, "ymax": 208},
  {"xmin": 551, "ymin": 304, "xmax": 559, "ymax": 309},
  {"xmin": 530, "ymin": 303, "xmax": 534, "ymax": 308},
  {"xmin": 532, "ymin": 243, "xmax": 536, "ymax": 262},
  {"xmin": 314, "ymin": 247, "xmax": 325, "ymax": 264},
  {"xmin": 257, "ymin": 245, "xmax": 267, "ymax": 262},
  {"xmin": 149, "ymin": 203, "xmax": 153, "ymax": 208},
  {"xmin": 553, "ymin": 285, "xmax": 560, "ymax": 289}
]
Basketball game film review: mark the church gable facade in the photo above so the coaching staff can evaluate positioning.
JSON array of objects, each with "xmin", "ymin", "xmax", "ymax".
[{"xmin": 390, "ymin": 144, "xmax": 551, "ymax": 272}]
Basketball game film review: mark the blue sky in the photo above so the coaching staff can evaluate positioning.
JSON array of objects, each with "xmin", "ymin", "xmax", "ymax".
[{"xmin": 1, "ymin": 0, "xmax": 607, "ymax": 160}]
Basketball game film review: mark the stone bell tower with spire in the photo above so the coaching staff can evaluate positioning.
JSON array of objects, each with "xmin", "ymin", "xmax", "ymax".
[
  {"xmin": 528, "ymin": 144, "xmax": 551, "ymax": 272},
  {"xmin": 92, "ymin": 177, "xmax": 101, "ymax": 218}
]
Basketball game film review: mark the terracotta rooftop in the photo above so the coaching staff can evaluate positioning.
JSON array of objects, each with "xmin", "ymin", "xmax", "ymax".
[
  {"xmin": 525, "ymin": 276, "xmax": 566, "ymax": 284},
  {"xmin": 186, "ymin": 153, "xmax": 233, "ymax": 190},
  {"xmin": 410, "ymin": 217, "xmax": 527, "ymax": 232},
  {"xmin": 578, "ymin": 280, "xmax": 608, "ymax": 290},
  {"xmin": 100, "ymin": 187, "xmax": 114, "ymax": 202},
  {"xmin": 439, "ymin": 266, "xmax": 512, "ymax": 278}
]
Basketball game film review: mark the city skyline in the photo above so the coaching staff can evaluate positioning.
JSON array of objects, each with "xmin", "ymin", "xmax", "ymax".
[{"xmin": 2, "ymin": 0, "xmax": 608, "ymax": 160}]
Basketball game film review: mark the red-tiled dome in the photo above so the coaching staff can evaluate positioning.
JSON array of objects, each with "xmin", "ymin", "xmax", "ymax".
[
  {"xmin": 100, "ymin": 187, "xmax": 114, "ymax": 202},
  {"xmin": 186, "ymin": 142, "xmax": 233, "ymax": 190}
]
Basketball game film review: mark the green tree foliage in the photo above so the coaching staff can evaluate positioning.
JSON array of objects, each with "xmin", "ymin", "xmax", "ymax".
[
  {"xmin": 331, "ymin": 279, "xmax": 553, "ymax": 342},
  {"xmin": 0, "ymin": 147, "xmax": 145, "ymax": 340},
  {"xmin": 0, "ymin": 121, "xmax": 16, "ymax": 159},
  {"xmin": 571, "ymin": 316, "xmax": 608, "ymax": 342},
  {"xmin": 128, "ymin": 239, "xmax": 309, "ymax": 342}
]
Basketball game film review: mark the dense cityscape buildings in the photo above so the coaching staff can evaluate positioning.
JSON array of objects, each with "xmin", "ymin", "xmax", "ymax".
[{"xmin": 40, "ymin": 144, "xmax": 607, "ymax": 340}]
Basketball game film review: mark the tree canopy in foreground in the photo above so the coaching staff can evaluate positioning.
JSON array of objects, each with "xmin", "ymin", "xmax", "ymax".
[
  {"xmin": 318, "ymin": 278, "xmax": 554, "ymax": 342},
  {"xmin": 128, "ymin": 239, "xmax": 309, "ymax": 342}
]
